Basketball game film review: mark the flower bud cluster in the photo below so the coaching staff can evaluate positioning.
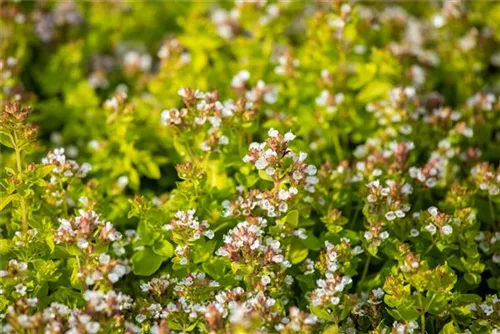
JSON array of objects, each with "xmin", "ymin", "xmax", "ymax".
[
  {"xmin": 365, "ymin": 179, "xmax": 412, "ymax": 222},
  {"xmin": 55, "ymin": 210, "xmax": 122, "ymax": 249},
  {"xmin": 215, "ymin": 219, "xmax": 291, "ymax": 268},
  {"xmin": 42, "ymin": 148, "xmax": 91, "ymax": 179},
  {"xmin": 470, "ymin": 162, "xmax": 500, "ymax": 198},
  {"xmin": 419, "ymin": 206, "xmax": 454, "ymax": 237},
  {"xmin": 244, "ymin": 128, "xmax": 318, "ymax": 192},
  {"xmin": 316, "ymin": 90, "xmax": 345, "ymax": 114},
  {"xmin": 163, "ymin": 209, "xmax": 214, "ymax": 266},
  {"xmin": 366, "ymin": 87, "xmax": 416, "ymax": 126},
  {"xmin": 161, "ymin": 88, "xmax": 241, "ymax": 152}
]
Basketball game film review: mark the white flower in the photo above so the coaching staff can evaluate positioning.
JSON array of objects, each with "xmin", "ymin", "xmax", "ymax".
[
  {"xmin": 86, "ymin": 322, "xmax": 100, "ymax": 334},
  {"xmin": 493, "ymin": 253, "xmax": 500, "ymax": 264},
  {"xmin": 427, "ymin": 206, "xmax": 438, "ymax": 217},
  {"xmin": 15, "ymin": 284, "xmax": 27, "ymax": 296},
  {"xmin": 135, "ymin": 314, "xmax": 147, "ymax": 323},
  {"xmin": 426, "ymin": 224, "xmax": 437, "ymax": 235},
  {"xmin": 385, "ymin": 211, "xmax": 396, "ymax": 221},
  {"xmin": 77, "ymin": 239, "xmax": 89, "ymax": 249},
  {"xmin": 279, "ymin": 202, "xmax": 288, "ymax": 213},
  {"xmin": 117, "ymin": 176, "xmax": 129, "ymax": 189},
  {"xmin": 203, "ymin": 230, "xmax": 215, "ymax": 239},
  {"xmin": 410, "ymin": 228, "xmax": 420, "ymax": 237},
  {"xmin": 261, "ymin": 275, "xmax": 271, "ymax": 285},
  {"xmin": 298, "ymin": 152, "xmax": 308, "ymax": 162},
  {"xmin": 278, "ymin": 190, "xmax": 289, "ymax": 200},
  {"xmin": 108, "ymin": 273, "xmax": 119, "ymax": 283},
  {"xmin": 99, "ymin": 253, "xmax": 111, "ymax": 265},
  {"xmin": 395, "ymin": 210, "xmax": 405, "ymax": 218},
  {"xmin": 364, "ymin": 232, "xmax": 373, "ymax": 241},
  {"xmin": 442, "ymin": 225, "xmax": 453, "ymax": 235},
  {"xmin": 268, "ymin": 128, "xmax": 279, "ymax": 138},
  {"xmin": 372, "ymin": 287, "xmax": 385, "ymax": 299},
  {"xmin": 255, "ymin": 157, "xmax": 268, "ymax": 170},
  {"xmin": 294, "ymin": 228, "xmax": 308, "ymax": 240},
  {"xmin": 265, "ymin": 167, "xmax": 276, "ymax": 176},
  {"xmin": 200, "ymin": 141, "xmax": 211, "ymax": 151},
  {"xmin": 379, "ymin": 231, "xmax": 390, "ymax": 239},
  {"xmin": 219, "ymin": 136, "xmax": 229, "ymax": 145},
  {"xmin": 284, "ymin": 131, "xmax": 296, "ymax": 142},
  {"xmin": 305, "ymin": 165, "xmax": 317, "ymax": 176}
]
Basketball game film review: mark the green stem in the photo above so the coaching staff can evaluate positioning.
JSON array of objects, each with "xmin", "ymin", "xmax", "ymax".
[
  {"xmin": 331, "ymin": 127, "xmax": 344, "ymax": 161},
  {"xmin": 418, "ymin": 291, "xmax": 426, "ymax": 334},
  {"xmin": 59, "ymin": 179, "xmax": 69, "ymax": 216},
  {"xmin": 361, "ymin": 255, "xmax": 371, "ymax": 282},
  {"xmin": 12, "ymin": 135, "xmax": 28, "ymax": 233},
  {"xmin": 489, "ymin": 199, "xmax": 496, "ymax": 223},
  {"xmin": 424, "ymin": 238, "xmax": 437, "ymax": 255}
]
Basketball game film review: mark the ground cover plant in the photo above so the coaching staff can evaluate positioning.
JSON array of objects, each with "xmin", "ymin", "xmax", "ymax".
[{"xmin": 1, "ymin": 1, "xmax": 500, "ymax": 333}]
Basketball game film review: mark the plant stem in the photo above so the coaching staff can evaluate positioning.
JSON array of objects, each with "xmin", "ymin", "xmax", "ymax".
[
  {"xmin": 489, "ymin": 199, "xmax": 496, "ymax": 223},
  {"xmin": 423, "ymin": 238, "xmax": 437, "ymax": 255},
  {"xmin": 331, "ymin": 127, "xmax": 344, "ymax": 161},
  {"xmin": 12, "ymin": 136, "xmax": 28, "ymax": 233},
  {"xmin": 361, "ymin": 255, "xmax": 371, "ymax": 281},
  {"xmin": 418, "ymin": 291, "xmax": 426, "ymax": 334}
]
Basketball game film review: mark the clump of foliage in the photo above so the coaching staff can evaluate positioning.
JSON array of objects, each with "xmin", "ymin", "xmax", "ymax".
[{"xmin": 2, "ymin": 1, "xmax": 500, "ymax": 333}]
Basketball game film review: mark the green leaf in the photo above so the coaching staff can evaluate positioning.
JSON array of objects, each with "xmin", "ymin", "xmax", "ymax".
[
  {"xmin": 258, "ymin": 169, "xmax": 274, "ymax": 182},
  {"xmin": 0, "ymin": 239, "xmax": 11, "ymax": 255},
  {"xmin": 357, "ymin": 81, "xmax": 392, "ymax": 104},
  {"xmin": 131, "ymin": 247, "xmax": 166, "ymax": 276},
  {"xmin": 289, "ymin": 238, "xmax": 309, "ymax": 264},
  {"xmin": 0, "ymin": 133, "xmax": 14, "ymax": 148},
  {"xmin": 387, "ymin": 306, "xmax": 420, "ymax": 321},
  {"xmin": 0, "ymin": 193, "xmax": 19, "ymax": 210},
  {"xmin": 285, "ymin": 210, "xmax": 299, "ymax": 228},
  {"xmin": 310, "ymin": 306, "xmax": 333, "ymax": 321},
  {"xmin": 35, "ymin": 165, "xmax": 55, "ymax": 178},
  {"xmin": 202, "ymin": 258, "xmax": 228, "ymax": 280},
  {"xmin": 231, "ymin": 262, "xmax": 254, "ymax": 276},
  {"xmin": 193, "ymin": 240, "xmax": 216, "ymax": 264},
  {"xmin": 464, "ymin": 273, "xmax": 481, "ymax": 286},
  {"xmin": 152, "ymin": 240, "xmax": 174, "ymax": 258},
  {"xmin": 300, "ymin": 231, "xmax": 322, "ymax": 250},
  {"xmin": 454, "ymin": 294, "xmax": 481, "ymax": 305},
  {"xmin": 440, "ymin": 321, "xmax": 457, "ymax": 334},
  {"xmin": 322, "ymin": 325, "xmax": 340, "ymax": 334}
]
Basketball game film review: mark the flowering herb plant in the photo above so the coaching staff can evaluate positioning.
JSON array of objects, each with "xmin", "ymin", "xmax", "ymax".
[{"xmin": 2, "ymin": 1, "xmax": 500, "ymax": 333}]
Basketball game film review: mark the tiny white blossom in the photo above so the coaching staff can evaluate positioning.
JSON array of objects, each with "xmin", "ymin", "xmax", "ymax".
[
  {"xmin": 268, "ymin": 128, "xmax": 279, "ymax": 138},
  {"xmin": 265, "ymin": 166, "xmax": 276, "ymax": 176},
  {"xmin": 442, "ymin": 225, "xmax": 453, "ymax": 235},
  {"xmin": 99, "ymin": 253, "xmax": 111, "ymax": 265},
  {"xmin": 426, "ymin": 224, "xmax": 437, "ymax": 235},
  {"xmin": 284, "ymin": 131, "xmax": 296, "ymax": 142},
  {"xmin": 255, "ymin": 157, "xmax": 268, "ymax": 170},
  {"xmin": 410, "ymin": 228, "xmax": 420, "ymax": 237},
  {"xmin": 77, "ymin": 239, "xmax": 89, "ymax": 249},
  {"xmin": 427, "ymin": 206, "xmax": 438, "ymax": 217},
  {"xmin": 385, "ymin": 211, "xmax": 396, "ymax": 221}
]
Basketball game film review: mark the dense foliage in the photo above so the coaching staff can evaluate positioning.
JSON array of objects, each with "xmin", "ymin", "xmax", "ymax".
[{"xmin": 2, "ymin": 1, "xmax": 500, "ymax": 333}]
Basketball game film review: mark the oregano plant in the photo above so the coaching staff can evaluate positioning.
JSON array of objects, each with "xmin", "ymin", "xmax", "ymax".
[{"xmin": 1, "ymin": 1, "xmax": 500, "ymax": 333}]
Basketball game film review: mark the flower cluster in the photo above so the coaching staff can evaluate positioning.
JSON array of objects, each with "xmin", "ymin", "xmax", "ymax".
[
  {"xmin": 55, "ymin": 210, "xmax": 122, "ymax": 249},
  {"xmin": 42, "ymin": 148, "xmax": 91, "ymax": 179}
]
